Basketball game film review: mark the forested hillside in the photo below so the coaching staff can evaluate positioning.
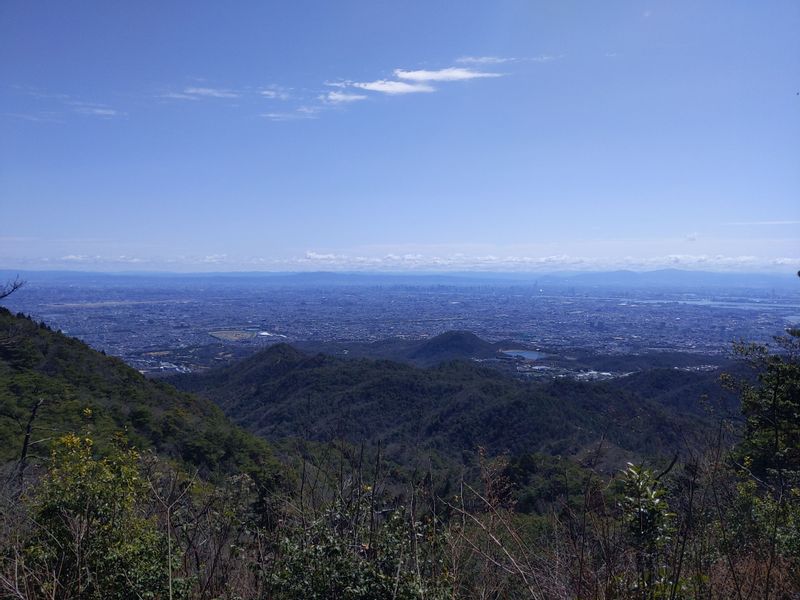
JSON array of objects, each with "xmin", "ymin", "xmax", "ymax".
[
  {"xmin": 296, "ymin": 330, "xmax": 505, "ymax": 366},
  {"xmin": 0, "ymin": 307, "xmax": 284, "ymax": 484},
  {"xmin": 171, "ymin": 341, "xmax": 736, "ymax": 468}
]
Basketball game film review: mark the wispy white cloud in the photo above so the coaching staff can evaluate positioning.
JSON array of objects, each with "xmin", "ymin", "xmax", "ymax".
[
  {"xmin": 10, "ymin": 251, "xmax": 797, "ymax": 272},
  {"xmin": 394, "ymin": 67, "xmax": 502, "ymax": 82},
  {"xmin": 259, "ymin": 63, "xmax": 505, "ymax": 120},
  {"xmin": 259, "ymin": 85, "xmax": 291, "ymax": 100},
  {"xmin": 528, "ymin": 54, "xmax": 561, "ymax": 63},
  {"xmin": 7, "ymin": 60, "xmax": 506, "ymax": 126},
  {"xmin": 6, "ymin": 88, "xmax": 123, "ymax": 120},
  {"xmin": 60, "ymin": 254, "xmax": 97, "ymax": 262},
  {"xmin": 770, "ymin": 257, "xmax": 799, "ymax": 265},
  {"xmin": 261, "ymin": 106, "xmax": 320, "ymax": 121},
  {"xmin": 338, "ymin": 63, "xmax": 505, "ymax": 102},
  {"xmin": 320, "ymin": 90, "xmax": 368, "ymax": 104},
  {"xmin": 457, "ymin": 55, "xmax": 560, "ymax": 65},
  {"xmin": 182, "ymin": 86, "xmax": 239, "ymax": 99},
  {"xmin": 160, "ymin": 83, "xmax": 290, "ymax": 102},
  {"xmin": 351, "ymin": 80, "xmax": 435, "ymax": 95},
  {"xmin": 160, "ymin": 86, "xmax": 241, "ymax": 100},
  {"xmin": 2, "ymin": 111, "xmax": 62, "ymax": 123},
  {"xmin": 65, "ymin": 100, "xmax": 125, "ymax": 118},
  {"xmin": 305, "ymin": 251, "xmax": 340, "ymax": 261},
  {"xmin": 160, "ymin": 92, "xmax": 201, "ymax": 101},
  {"xmin": 456, "ymin": 56, "xmax": 516, "ymax": 65},
  {"xmin": 114, "ymin": 255, "xmax": 147, "ymax": 264},
  {"xmin": 13, "ymin": 86, "xmax": 72, "ymax": 101},
  {"xmin": 73, "ymin": 106, "xmax": 122, "ymax": 117},
  {"xmin": 10, "ymin": 61, "xmax": 507, "ymax": 126},
  {"xmin": 286, "ymin": 251, "xmax": 800, "ymax": 272}
]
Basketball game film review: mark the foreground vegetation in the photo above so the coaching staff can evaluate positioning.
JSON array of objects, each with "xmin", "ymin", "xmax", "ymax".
[{"xmin": 1, "ymin": 307, "xmax": 798, "ymax": 598}]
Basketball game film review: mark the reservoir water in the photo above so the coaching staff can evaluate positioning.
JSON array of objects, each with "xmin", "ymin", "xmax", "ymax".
[{"xmin": 502, "ymin": 349, "xmax": 548, "ymax": 360}]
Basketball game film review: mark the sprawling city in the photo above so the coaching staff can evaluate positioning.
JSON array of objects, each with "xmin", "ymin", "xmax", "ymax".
[{"xmin": 3, "ymin": 270, "xmax": 798, "ymax": 377}]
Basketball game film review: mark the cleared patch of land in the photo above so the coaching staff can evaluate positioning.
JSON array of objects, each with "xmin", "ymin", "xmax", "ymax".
[{"xmin": 209, "ymin": 330, "xmax": 257, "ymax": 342}]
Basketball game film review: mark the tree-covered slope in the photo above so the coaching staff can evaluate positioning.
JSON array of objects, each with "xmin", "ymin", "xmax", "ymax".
[
  {"xmin": 293, "ymin": 330, "xmax": 507, "ymax": 367},
  {"xmin": 607, "ymin": 365, "xmax": 741, "ymax": 416},
  {"xmin": 0, "ymin": 308, "xmax": 283, "ymax": 483},
  {"xmin": 173, "ymin": 343, "xmax": 730, "ymax": 466}
]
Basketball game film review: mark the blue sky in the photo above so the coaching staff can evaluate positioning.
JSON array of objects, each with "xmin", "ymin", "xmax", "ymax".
[{"xmin": 1, "ymin": 1, "xmax": 798, "ymax": 272}]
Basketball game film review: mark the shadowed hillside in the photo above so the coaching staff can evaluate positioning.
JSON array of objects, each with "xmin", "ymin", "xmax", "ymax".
[
  {"xmin": 293, "ymin": 330, "xmax": 510, "ymax": 367},
  {"xmin": 408, "ymin": 330, "xmax": 500, "ymax": 362},
  {"xmin": 0, "ymin": 308, "xmax": 283, "ymax": 484},
  {"xmin": 172, "ymin": 342, "xmax": 737, "ymax": 469}
]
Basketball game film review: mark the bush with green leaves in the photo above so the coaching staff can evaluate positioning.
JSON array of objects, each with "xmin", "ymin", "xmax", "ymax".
[
  {"xmin": 22, "ymin": 433, "xmax": 177, "ymax": 600},
  {"xmin": 735, "ymin": 329, "xmax": 800, "ymax": 478},
  {"xmin": 729, "ymin": 329, "xmax": 800, "ymax": 574},
  {"xmin": 617, "ymin": 463, "xmax": 677, "ymax": 599},
  {"xmin": 268, "ymin": 493, "xmax": 451, "ymax": 600}
]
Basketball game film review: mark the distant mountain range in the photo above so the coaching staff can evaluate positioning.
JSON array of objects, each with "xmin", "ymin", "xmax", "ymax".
[
  {"xmin": 537, "ymin": 268, "xmax": 799, "ymax": 289},
  {"xmin": 2, "ymin": 268, "xmax": 798, "ymax": 289}
]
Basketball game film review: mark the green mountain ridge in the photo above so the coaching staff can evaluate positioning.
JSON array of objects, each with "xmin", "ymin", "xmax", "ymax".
[
  {"xmin": 408, "ymin": 330, "xmax": 500, "ymax": 362},
  {"xmin": 0, "ymin": 307, "xmax": 283, "ymax": 486},
  {"xmin": 292, "ymin": 329, "xmax": 511, "ymax": 367},
  {"xmin": 172, "ymin": 340, "xmax": 737, "ymax": 469}
]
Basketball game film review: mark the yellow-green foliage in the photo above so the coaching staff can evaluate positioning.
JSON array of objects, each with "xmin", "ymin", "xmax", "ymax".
[{"xmin": 25, "ymin": 434, "xmax": 175, "ymax": 600}]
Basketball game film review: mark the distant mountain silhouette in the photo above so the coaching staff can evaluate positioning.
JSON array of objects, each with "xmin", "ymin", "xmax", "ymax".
[
  {"xmin": 409, "ymin": 331, "xmax": 500, "ymax": 362},
  {"xmin": 4, "ymin": 268, "xmax": 795, "ymax": 290},
  {"xmin": 293, "ymin": 330, "xmax": 508, "ymax": 367},
  {"xmin": 537, "ymin": 268, "xmax": 797, "ymax": 288}
]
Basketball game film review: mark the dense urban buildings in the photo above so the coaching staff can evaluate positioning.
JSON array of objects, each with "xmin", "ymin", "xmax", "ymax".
[{"xmin": 4, "ymin": 272, "xmax": 798, "ymax": 376}]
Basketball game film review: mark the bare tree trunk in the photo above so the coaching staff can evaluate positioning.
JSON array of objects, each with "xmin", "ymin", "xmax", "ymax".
[{"xmin": 17, "ymin": 398, "xmax": 43, "ymax": 488}]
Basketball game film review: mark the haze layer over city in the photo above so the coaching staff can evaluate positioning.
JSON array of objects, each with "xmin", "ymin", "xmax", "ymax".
[{"xmin": 1, "ymin": 270, "xmax": 797, "ymax": 379}]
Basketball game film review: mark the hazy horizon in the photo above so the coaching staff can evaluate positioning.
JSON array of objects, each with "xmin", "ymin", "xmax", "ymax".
[{"xmin": 2, "ymin": 268, "xmax": 798, "ymax": 281}]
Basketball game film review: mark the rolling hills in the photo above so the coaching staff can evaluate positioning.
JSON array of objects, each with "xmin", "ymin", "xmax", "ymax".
[
  {"xmin": 294, "ymin": 330, "xmax": 508, "ymax": 367},
  {"xmin": 171, "ymin": 338, "xmax": 739, "ymax": 469}
]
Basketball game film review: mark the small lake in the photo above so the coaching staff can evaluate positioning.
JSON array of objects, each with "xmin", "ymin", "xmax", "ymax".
[{"xmin": 502, "ymin": 349, "xmax": 548, "ymax": 360}]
